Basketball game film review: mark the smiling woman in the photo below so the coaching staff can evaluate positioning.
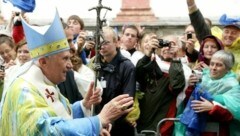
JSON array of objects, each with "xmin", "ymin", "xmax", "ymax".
[{"xmin": 176, "ymin": 50, "xmax": 240, "ymax": 136}]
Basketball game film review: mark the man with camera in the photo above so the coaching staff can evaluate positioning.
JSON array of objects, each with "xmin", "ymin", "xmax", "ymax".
[{"xmin": 136, "ymin": 35, "xmax": 191, "ymax": 135}]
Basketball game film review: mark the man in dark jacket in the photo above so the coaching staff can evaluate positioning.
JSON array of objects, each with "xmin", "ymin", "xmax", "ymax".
[
  {"xmin": 90, "ymin": 26, "xmax": 136, "ymax": 136},
  {"xmin": 136, "ymin": 35, "xmax": 186, "ymax": 136}
]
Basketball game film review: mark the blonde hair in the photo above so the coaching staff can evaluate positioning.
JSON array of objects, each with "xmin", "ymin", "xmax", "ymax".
[{"xmin": 102, "ymin": 26, "xmax": 118, "ymax": 42}]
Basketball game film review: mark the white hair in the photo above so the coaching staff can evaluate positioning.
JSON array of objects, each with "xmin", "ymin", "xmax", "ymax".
[{"xmin": 211, "ymin": 50, "xmax": 235, "ymax": 70}]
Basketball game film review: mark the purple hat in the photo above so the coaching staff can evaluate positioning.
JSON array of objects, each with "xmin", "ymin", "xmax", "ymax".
[{"xmin": 198, "ymin": 35, "xmax": 224, "ymax": 65}]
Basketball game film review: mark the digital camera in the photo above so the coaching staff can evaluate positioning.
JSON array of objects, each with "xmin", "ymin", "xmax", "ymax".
[
  {"xmin": 0, "ymin": 65, "xmax": 5, "ymax": 72},
  {"xmin": 15, "ymin": 12, "xmax": 20, "ymax": 16},
  {"xmin": 187, "ymin": 32, "xmax": 192, "ymax": 40},
  {"xmin": 85, "ymin": 36, "xmax": 94, "ymax": 41},
  {"xmin": 85, "ymin": 31, "xmax": 94, "ymax": 41},
  {"xmin": 158, "ymin": 39, "xmax": 171, "ymax": 48}
]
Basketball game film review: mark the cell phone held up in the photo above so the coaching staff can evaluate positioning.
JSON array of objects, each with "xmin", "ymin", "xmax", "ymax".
[{"xmin": 192, "ymin": 70, "xmax": 202, "ymax": 82}]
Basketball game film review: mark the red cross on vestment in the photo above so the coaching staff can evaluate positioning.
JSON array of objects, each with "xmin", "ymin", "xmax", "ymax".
[{"xmin": 45, "ymin": 89, "xmax": 55, "ymax": 102}]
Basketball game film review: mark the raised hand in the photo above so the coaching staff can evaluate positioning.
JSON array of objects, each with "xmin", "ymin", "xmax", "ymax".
[
  {"xmin": 98, "ymin": 94, "xmax": 134, "ymax": 127},
  {"xmin": 82, "ymin": 82, "xmax": 102, "ymax": 109}
]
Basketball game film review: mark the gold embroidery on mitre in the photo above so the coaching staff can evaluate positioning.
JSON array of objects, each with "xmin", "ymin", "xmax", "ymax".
[{"xmin": 30, "ymin": 38, "xmax": 69, "ymax": 58}]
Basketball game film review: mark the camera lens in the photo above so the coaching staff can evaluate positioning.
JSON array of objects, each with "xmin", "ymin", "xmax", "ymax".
[
  {"xmin": 158, "ymin": 39, "xmax": 170, "ymax": 48},
  {"xmin": 15, "ymin": 12, "xmax": 20, "ymax": 16},
  {"xmin": 187, "ymin": 33, "xmax": 192, "ymax": 40}
]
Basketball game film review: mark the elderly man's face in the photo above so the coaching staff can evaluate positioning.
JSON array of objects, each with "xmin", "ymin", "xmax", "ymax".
[
  {"xmin": 222, "ymin": 26, "xmax": 240, "ymax": 47},
  {"xmin": 41, "ymin": 51, "xmax": 72, "ymax": 84},
  {"xmin": 159, "ymin": 37, "xmax": 179, "ymax": 62}
]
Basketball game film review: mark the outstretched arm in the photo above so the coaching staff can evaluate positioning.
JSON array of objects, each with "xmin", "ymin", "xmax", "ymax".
[{"xmin": 186, "ymin": 0, "xmax": 211, "ymax": 43}]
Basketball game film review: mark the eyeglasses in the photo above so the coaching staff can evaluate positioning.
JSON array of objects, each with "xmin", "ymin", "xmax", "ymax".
[{"xmin": 100, "ymin": 40, "xmax": 111, "ymax": 46}]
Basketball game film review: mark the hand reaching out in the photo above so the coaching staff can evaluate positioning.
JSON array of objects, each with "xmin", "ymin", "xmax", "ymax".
[
  {"xmin": 100, "ymin": 124, "xmax": 112, "ymax": 136},
  {"xmin": 98, "ymin": 94, "xmax": 134, "ymax": 127}
]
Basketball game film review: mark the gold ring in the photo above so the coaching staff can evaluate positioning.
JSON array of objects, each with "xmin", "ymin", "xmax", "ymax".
[{"xmin": 121, "ymin": 105, "xmax": 127, "ymax": 111}]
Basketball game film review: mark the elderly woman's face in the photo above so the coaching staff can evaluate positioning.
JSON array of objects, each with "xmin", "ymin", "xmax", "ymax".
[{"xmin": 209, "ymin": 58, "xmax": 228, "ymax": 79}]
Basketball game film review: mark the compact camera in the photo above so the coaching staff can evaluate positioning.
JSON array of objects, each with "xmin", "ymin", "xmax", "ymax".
[
  {"xmin": 85, "ymin": 36, "xmax": 95, "ymax": 41},
  {"xmin": 0, "ymin": 65, "xmax": 5, "ymax": 72},
  {"xmin": 15, "ymin": 12, "xmax": 20, "ymax": 16},
  {"xmin": 187, "ymin": 32, "xmax": 192, "ymax": 40},
  {"xmin": 85, "ymin": 31, "xmax": 95, "ymax": 41},
  {"xmin": 158, "ymin": 39, "xmax": 171, "ymax": 48}
]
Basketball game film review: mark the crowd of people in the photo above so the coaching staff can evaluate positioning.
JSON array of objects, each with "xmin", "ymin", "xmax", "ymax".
[{"xmin": 0, "ymin": 0, "xmax": 239, "ymax": 135}]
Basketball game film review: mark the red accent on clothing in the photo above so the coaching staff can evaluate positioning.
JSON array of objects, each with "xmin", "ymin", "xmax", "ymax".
[
  {"xmin": 208, "ymin": 105, "xmax": 233, "ymax": 122},
  {"xmin": 160, "ymin": 99, "xmax": 176, "ymax": 136},
  {"xmin": 12, "ymin": 25, "xmax": 25, "ymax": 44},
  {"xmin": 89, "ymin": 48, "xmax": 96, "ymax": 58},
  {"xmin": 45, "ymin": 89, "xmax": 55, "ymax": 102},
  {"xmin": 184, "ymin": 86, "xmax": 194, "ymax": 105},
  {"xmin": 163, "ymin": 73, "xmax": 169, "ymax": 78}
]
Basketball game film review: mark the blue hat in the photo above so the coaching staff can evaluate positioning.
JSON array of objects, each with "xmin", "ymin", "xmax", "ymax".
[
  {"xmin": 224, "ymin": 23, "xmax": 240, "ymax": 30},
  {"xmin": 21, "ymin": 11, "xmax": 69, "ymax": 59},
  {"xmin": 219, "ymin": 14, "xmax": 240, "ymax": 30}
]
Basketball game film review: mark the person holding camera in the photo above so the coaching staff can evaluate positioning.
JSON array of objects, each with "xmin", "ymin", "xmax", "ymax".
[
  {"xmin": 130, "ymin": 32, "xmax": 154, "ymax": 66},
  {"xmin": 186, "ymin": 0, "xmax": 240, "ymax": 81},
  {"xmin": 66, "ymin": 15, "xmax": 89, "ymax": 65},
  {"xmin": 183, "ymin": 24, "xmax": 199, "ymax": 65},
  {"xmin": 135, "ymin": 35, "xmax": 191, "ymax": 135},
  {"xmin": 83, "ymin": 31, "xmax": 96, "ymax": 59},
  {"xmin": 0, "ymin": 12, "xmax": 134, "ymax": 136}
]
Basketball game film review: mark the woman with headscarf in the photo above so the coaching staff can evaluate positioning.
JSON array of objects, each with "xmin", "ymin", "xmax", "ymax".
[{"xmin": 193, "ymin": 35, "xmax": 224, "ymax": 71}]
